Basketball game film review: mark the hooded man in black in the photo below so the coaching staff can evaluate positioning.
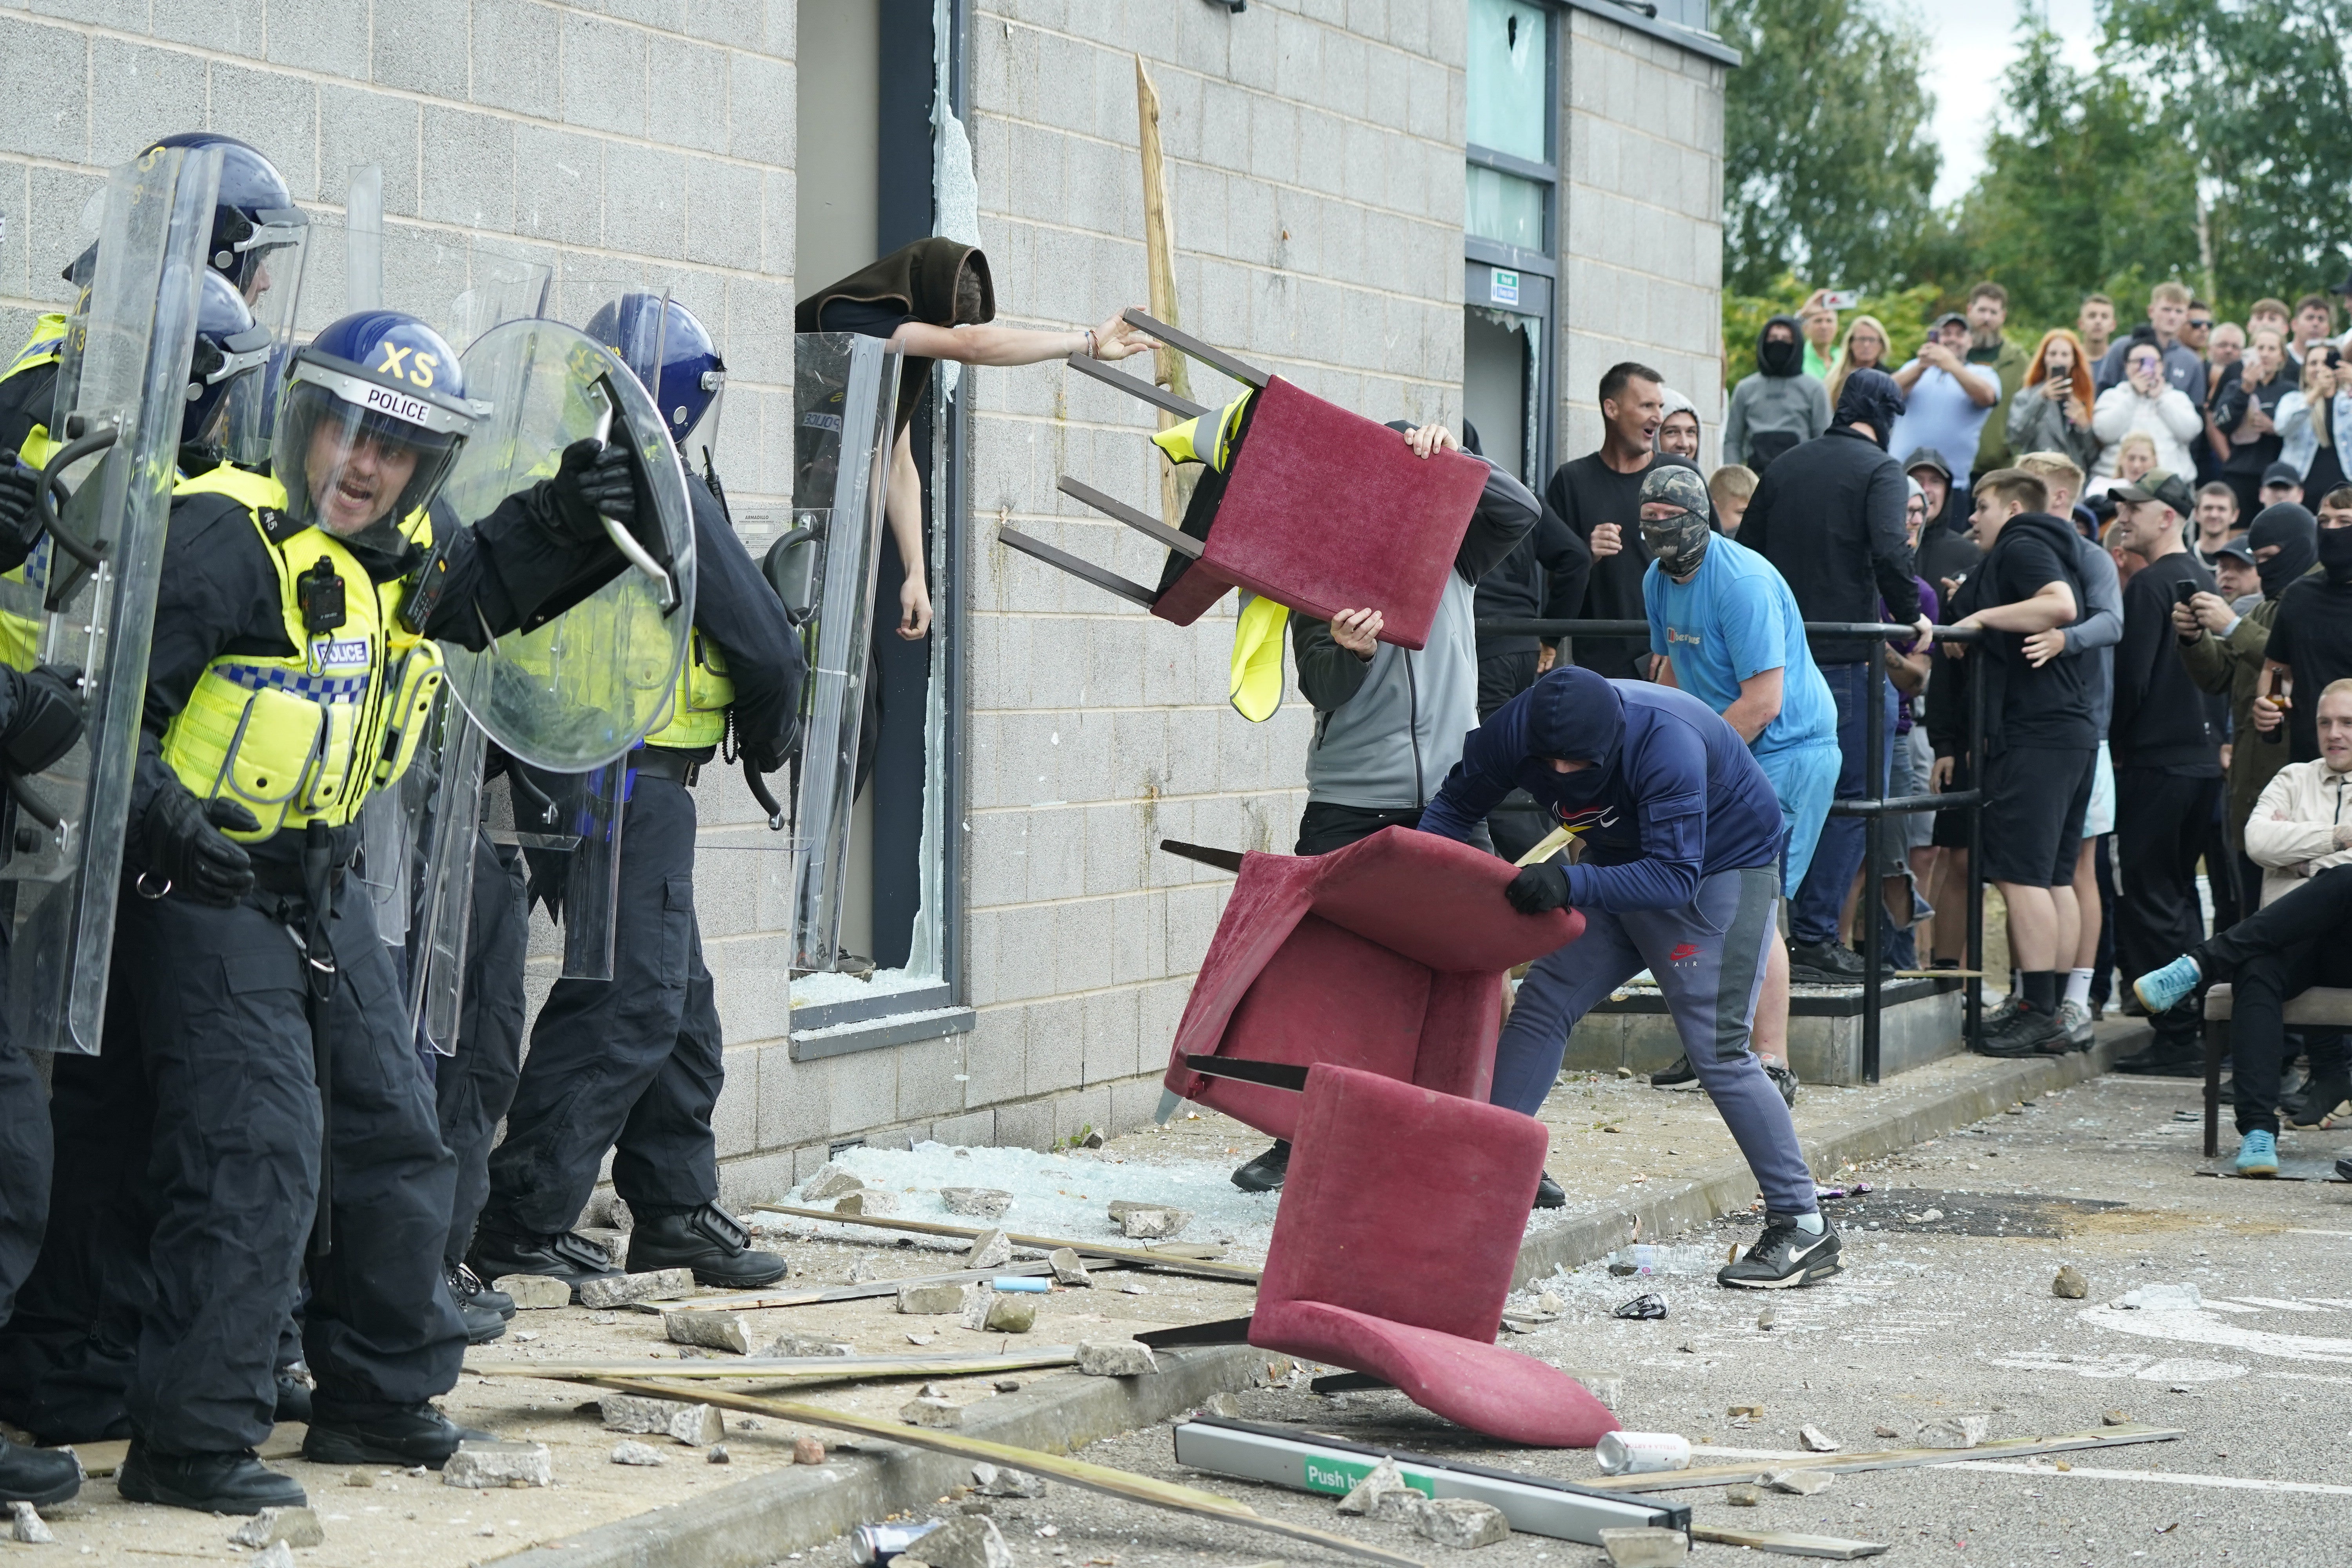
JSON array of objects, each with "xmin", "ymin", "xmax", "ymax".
[
  {"xmin": 2260, "ymin": 490, "xmax": 2352, "ymax": 764},
  {"xmin": 1737, "ymin": 370, "xmax": 1929, "ymax": 980},
  {"xmin": 1724, "ymin": 315, "xmax": 1831, "ymax": 472}
]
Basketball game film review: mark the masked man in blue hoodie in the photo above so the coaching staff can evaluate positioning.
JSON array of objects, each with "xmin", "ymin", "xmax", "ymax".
[{"xmin": 1417, "ymin": 666, "xmax": 1839, "ymax": 1289}]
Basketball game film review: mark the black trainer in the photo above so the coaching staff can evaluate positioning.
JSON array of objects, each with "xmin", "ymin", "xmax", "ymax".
[
  {"xmin": 1717, "ymin": 1214, "xmax": 1842, "ymax": 1289},
  {"xmin": 300, "ymin": 1402, "xmax": 490, "ymax": 1470},
  {"xmin": 2288, "ymin": 1077, "xmax": 2352, "ymax": 1128},
  {"xmin": 1976, "ymin": 1002, "xmax": 2065, "ymax": 1057},
  {"xmin": 0, "ymin": 1436, "xmax": 80, "ymax": 1508},
  {"xmin": 2112, "ymin": 1034, "xmax": 2203, "ymax": 1076},
  {"xmin": 1534, "ymin": 1171, "xmax": 1566, "ymax": 1209},
  {"xmin": 449, "ymin": 1259, "xmax": 515, "ymax": 1319},
  {"xmin": 1650, "ymin": 1054, "xmax": 1698, "ymax": 1087},
  {"xmin": 457, "ymin": 1297, "xmax": 507, "ymax": 1346},
  {"xmin": 625, "ymin": 1203, "xmax": 788, "ymax": 1289},
  {"xmin": 273, "ymin": 1367, "xmax": 313, "ymax": 1426},
  {"xmin": 116, "ymin": 1440, "xmax": 304, "ymax": 1514},
  {"xmin": 1230, "ymin": 1141, "xmax": 1289, "ymax": 1193},
  {"xmin": 1788, "ymin": 940, "xmax": 1867, "ymax": 984},
  {"xmin": 469, "ymin": 1219, "xmax": 621, "ymax": 1301}
]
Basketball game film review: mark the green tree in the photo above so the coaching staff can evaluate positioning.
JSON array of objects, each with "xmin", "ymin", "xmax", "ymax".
[
  {"xmin": 1717, "ymin": 0, "xmax": 1942, "ymax": 297},
  {"xmin": 2102, "ymin": 0, "xmax": 2352, "ymax": 310}
]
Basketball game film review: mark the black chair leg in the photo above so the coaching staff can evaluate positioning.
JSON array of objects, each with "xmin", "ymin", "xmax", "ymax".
[{"xmin": 2203, "ymin": 1019, "xmax": 2225, "ymax": 1159}]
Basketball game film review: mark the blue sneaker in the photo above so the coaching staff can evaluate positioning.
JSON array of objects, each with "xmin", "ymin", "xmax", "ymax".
[
  {"xmin": 2132, "ymin": 955, "xmax": 2202, "ymax": 1017},
  {"xmin": 2235, "ymin": 1129, "xmax": 2279, "ymax": 1178}
]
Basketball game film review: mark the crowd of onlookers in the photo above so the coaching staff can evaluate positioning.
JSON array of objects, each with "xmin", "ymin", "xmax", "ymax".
[{"xmin": 1492, "ymin": 275, "xmax": 2352, "ymax": 1177}]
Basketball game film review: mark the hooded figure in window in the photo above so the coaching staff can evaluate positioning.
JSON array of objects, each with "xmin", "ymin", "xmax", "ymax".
[{"xmin": 1724, "ymin": 314, "xmax": 1831, "ymax": 474}]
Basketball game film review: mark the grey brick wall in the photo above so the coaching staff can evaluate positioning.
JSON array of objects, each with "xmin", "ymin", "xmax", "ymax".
[{"xmin": 1555, "ymin": 7, "xmax": 1726, "ymax": 467}]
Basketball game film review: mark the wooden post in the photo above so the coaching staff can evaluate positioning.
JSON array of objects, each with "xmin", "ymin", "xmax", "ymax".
[{"xmin": 1136, "ymin": 55, "xmax": 1198, "ymax": 532}]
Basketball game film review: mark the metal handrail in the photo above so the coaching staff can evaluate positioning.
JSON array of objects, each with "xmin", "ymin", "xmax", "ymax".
[{"xmin": 1473, "ymin": 617, "xmax": 1992, "ymax": 1080}]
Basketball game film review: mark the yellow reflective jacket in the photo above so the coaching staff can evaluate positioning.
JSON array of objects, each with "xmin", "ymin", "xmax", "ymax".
[
  {"xmin": 0, "ymin": 314, "xmax": 71, "ymax": 672},
  {"xmin": 158, "ymin": 466, "xmax": 445, "ymax": 841},
  {"xmin": 643, "ymin": 626, "xmax": 734, "ymax": 750}
]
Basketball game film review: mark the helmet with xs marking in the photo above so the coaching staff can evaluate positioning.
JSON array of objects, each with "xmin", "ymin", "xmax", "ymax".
[{"xmin": 273, "ymin": 311, "xmax": 476, "ymax": 538}]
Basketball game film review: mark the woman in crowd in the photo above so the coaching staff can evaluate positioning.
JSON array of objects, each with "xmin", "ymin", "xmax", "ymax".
[
  {"xmin": 2279, "ymin": 344, "xmax": 2348, "ymax": 503},
  {"xmin": 2092, "ymin": 339, "xmax": 2201, "ymax": 482},
  {"xmin": 2005, "ymin": 328, "xmax": 2099, "ymax": 475},
  {"xmin": 1822, "ymin": 314, "xmax": 1892, "ymax": 413},
  {"xmin": 2214, "ymin": 326, "xmax": 2293, "ymax": 519}
]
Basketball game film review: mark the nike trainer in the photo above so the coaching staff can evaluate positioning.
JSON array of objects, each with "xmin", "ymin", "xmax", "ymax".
[{"xmin": 1717, "ymin": 1214, "xmax": 1843, "ymax": 1289}]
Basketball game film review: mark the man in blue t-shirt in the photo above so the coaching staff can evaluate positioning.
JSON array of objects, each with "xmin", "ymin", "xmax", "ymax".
[
  {"xmin": 1637, "ymin": 463, "xmax": 1842, "ymax": 1104},
  {"xmin": 1417, "ymin": 667, "xmax": 1839, "ymax": 1290}
]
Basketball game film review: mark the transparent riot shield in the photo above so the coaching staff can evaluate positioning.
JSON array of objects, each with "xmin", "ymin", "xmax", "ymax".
[
  {"xmin": 434, "ymin": 319, "xmax": 696, "ymax": 772},
  {"xmin": 407, "ymin": 702, "xmax": 488, "ymax": 1052},
  {"xmin": 495, "ymin": 759, "xmax": 622, "ymax": 981},
  {"xmin": 345, "ymin": 163, "xmax": 384, "ymax": 313},
  {"xmin": 1, "ymin": 147, "xmax": 222, "ymax": 1055},
  {"xmin": 782, "ymin": 333, "xmax": 901, "ymax": 974}
]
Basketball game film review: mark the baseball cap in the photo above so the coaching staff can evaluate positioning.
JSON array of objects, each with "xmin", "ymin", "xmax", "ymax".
[
  {"xmin": 1931, "ymin": 311, "xmax": 1968, "ymax": 332},
  {"xmin": 2214, "ymin": 534, "xmax": 2256, "ymax": 567},
  {"xmin": 2109, "ymin": 468, "xmax": 2196, "ymax": 515},
  {"xmin": 1903, "ymin": 446, "xmax": 1953, "ymax": 480},
  {"xmin": 2260, "ymin": 460, "xmax": 2304, "ymax": 489}
]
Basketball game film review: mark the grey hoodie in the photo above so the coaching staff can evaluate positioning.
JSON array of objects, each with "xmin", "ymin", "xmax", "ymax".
[{"xmin": 1725, "ymin": 314, "xmax": 1831, "ymax": 472}]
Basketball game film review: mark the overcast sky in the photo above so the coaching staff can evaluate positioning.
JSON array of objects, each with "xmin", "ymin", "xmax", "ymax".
[{"xmin": 1912, "ymin": 0, "xmax": 2103, "ymax": 204}]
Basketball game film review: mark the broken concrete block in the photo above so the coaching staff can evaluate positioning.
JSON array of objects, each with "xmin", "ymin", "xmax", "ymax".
[
  {"xmin": 969, "ymin": 1461, "xmax": 1046, "ymax": 1497},
  {"xmin": 11, "ymin": 1502, "xmax": 55, "ymax": 1544},
  {"xmin": 493, "ymin": 1273, "xmax": 572, "ymax": 1310},
  {"xmin": 1798, "ymin": 1425, "xmax": 1840, "ymax": 1452},
  {"xmin": 942, "ymin": 1187, "xmax": 1013, "ymax": 1220},
  {"xmin": 610, "ymin": 1440, "xmax": 666, "ymax": 1466},
  {"xmin": 1916, "ymin": 1414, "xmax": 1990, "ymax": 1449},
  {"xmin": 664, "ymin": 1310, "xmax": 754, "ymax": 1354},
  {"xmin": 1076, "ymin": 1340, "xmax": 1156, "ymax": 1377},
  {"xmin": 1203, "ymin": 1393, "xmax": 1241, "ymax": 1419},
  {"xmin": 801, "ymin": 1163, "xmax": 865, "ymax": 1201},
  {"xmin": 758, "ymin": 1332, "xmax": 853, "ymax": 1359},
  {"xmin": 1105, "ymin": 1201, "xmax": 1189, "ymax": 1240},
  {"xmin": 793, "ymin": 1437, "xmax": 826, "ymax": 1464},
  {"xmin": 443, "ymin": 1441, "xmax": 553, "ymax": 1489},
  {"xmin": 982, "ymin": 1295, "xmax": 1037, "ymax": 1334},
  {"xmin": 575, "ymin": 1267, "xmax": 694, "ymax": 1309},
  {"xmin": 966, "ymin": 1228, "xmax": 1013, "ymax": 1270},
  {"xmin": 957, "ymin": 1285, "xmax": 996, "ymax": 1330},
  {"xmin": 900, "ymin": 1515, "xmax": 1014, "ymax": 1568},
  {"xmin": 1335, "ymin": 1455, "xmax": 1415, "ymax": 1515},
  {"xmin": 2101, "ymin": 1409, "xmax": 2132, "ymax": 1426},
  {"xmin": 602, "ymin": 1393, "xmax": 699, "ymax": 1435},
  {"xmin": 578, "ymin": 1227, "xmax": 630, "ymax": 1266},
  {"xmin": 1080, "ymin": 1128, "xmax": 1106, "ymax": 1149},
  {"xmin": 1599, "ymin": 1526, "xmax": 1689, "ymax": 1566},
  {"xmin": 900, "ymin": 1396, "xmax": 965, "ymax": 1428},
  {"xmin": 1764, "ymin": 1468, "xmax": 1833, "ymax": 1495},
  {"xmin": 707, "ymin": 1445, "xmax": 731, "ymax": 1464},
  {"xmin": 666, "ymin": 1405, "xmax": 724, "ymax": 1447},
  {"xmin": 1414, "ymin": 1496, "xmax": 1511, "ymax": 1548},
  {"xmin": 1725, "ymin": 1484, "xmax": 1762, "ymax": 1507},
  {"xmin": 250, "ymin": 1545, "xmax": 294, "ymax": 1568},
  {"xmin": 898, "ymin": 1280, "xmax": 967, "ymax": 1314},
  {"xmin": 2053, "ymin": 1265, "xmax": 2089, "ymax": 1299},
  {"xmin": 835, "ymin": 1190, "xmax": 898, "ymax": 1217},
  {"xmin": 1047, "ymin": 1247, "xmax": 1092, "ymax": 1286},
  {"xmin": 229, "ymin": 1507, "xmax": 324, "ymax": 1550}
]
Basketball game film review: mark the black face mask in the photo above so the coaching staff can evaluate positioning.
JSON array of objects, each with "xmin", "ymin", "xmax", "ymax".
[
  {"xmin": 1757, "ymin": 335, "xmax": 1801, "ymax": 377},
  {"xmin": 2321, "ymin": 526, "xmax": 2352, "ymax": 584}
]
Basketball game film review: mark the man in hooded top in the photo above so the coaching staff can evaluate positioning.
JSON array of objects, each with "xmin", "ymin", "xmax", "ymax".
[
  {"xmin": 1724, "ymin": 316, "xmax": 1831, "ymax": 473},
  {"xmin": 2258, "ymin": 485, "xmax": 2352, "ymax": 764},
  {"xmin": 1416, "ymin": 666, "xmax": 1842, "ymax": 1290}
]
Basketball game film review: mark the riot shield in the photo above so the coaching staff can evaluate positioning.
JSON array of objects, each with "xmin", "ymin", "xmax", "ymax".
[
  {"xmin": 433, "ymin": 319, "xmax": 696, "ymax": 772},
  {"xmin": 498, "ymin": 760, "xmax": 624, "ymax": 981},
  {"xmin": 408, "ymin": 702, "xmax": 488, "ymax": 1052},
  {"xmin": 782, "ymin": 332, "xmax": 901, "ymax": 974},
  {"xmin": 345, "ymin": 163, "xmax": 384, "ymax": 312},
  {"xmin": 1, "ymin": 147, "xmax": 223, "ymax": 1055}
]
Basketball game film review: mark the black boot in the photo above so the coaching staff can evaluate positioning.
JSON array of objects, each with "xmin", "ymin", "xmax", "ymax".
[
  {"xmin": 0, "ymin": 1437, "xmax": 80, "ymax": 1508},
  {"xmin": 1788, "ymin": 940, "xmax": 1868, "ymax": 984},
  {"xmin": 117, "ymin": 1439, "xmax": 304, "ymax": 1513},
  {"xmin": 1230, "ymin": 1141, "xmax": 1289, "ymax": 1193},
  {"xmin": 449, "ymin": 1260, "xmax": 515, "ymax": 1319},
  {"xmin": 273, "ymin": 1367, "xmax": 313, "ymax": 1427},
  {"xmin": 468, "ymin": 1218, "xmax": 621, "ymax": 1301},
  {"xmin": 2113, "ymin": 1033, "xmax": 2203, "ymax": 1076},
  {"xmin": 625, "ymin": 1203, "xmax": 788, "ymax": 1289},
  {"xmin": 1534, "ymin": 1171, "xmax": 1566, "ymax": 1209},
  {"xmin": 300, "ymin": 1401, "xmax": 490, "ymax": 1469}
]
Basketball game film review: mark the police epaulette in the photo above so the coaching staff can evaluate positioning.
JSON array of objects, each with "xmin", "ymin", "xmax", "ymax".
[{"xmin": 256, "ymin": 506, "xmax": 304, "ymax": 546}]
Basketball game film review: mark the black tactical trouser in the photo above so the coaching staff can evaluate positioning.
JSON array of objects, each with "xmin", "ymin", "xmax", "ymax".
[
  {"xmin": 485, "ymin": 777, "xmax": 724, "ymax": 1234},
  {"xmin": 0, "ymin": 873, "xmax": 464, "ymax": 1451},
  {"xmin": 435, "ymin": 833, "xmax": 529, "ymax": 1266},
  {"xmin": 0, "ymin": 1038, "xmax": 47, "ymax": 1329}
]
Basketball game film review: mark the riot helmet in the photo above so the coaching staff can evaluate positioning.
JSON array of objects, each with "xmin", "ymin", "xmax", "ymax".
[
  {"xmin": 143, "ymin": 132, "xmax": 308, "ymax": 302},
  {"xmin": 274, "ymin": 311, "xmax": 475, "ymax": 539},
  {"xmin": 585, "ymin": 293, "xmax": 725, "ymax": 448},
  {"xmin": 181, "ymin": 269, "xmax": 273, "ymax": 456}
]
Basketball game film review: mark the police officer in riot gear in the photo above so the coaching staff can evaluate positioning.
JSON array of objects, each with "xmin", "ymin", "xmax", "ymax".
[
  {"xmin": 0, "ymin": 308, "xmax": 635, "ymax": 1512},
  {"xmin": 472, "ymin": 295, "xmax": 803, "ymax": 1296}
]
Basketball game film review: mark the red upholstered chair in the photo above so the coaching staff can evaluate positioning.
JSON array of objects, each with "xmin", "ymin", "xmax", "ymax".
[
  {"xmin": 1249, "ymin": 1063, "xmax": 1622, "ymax": 1448},
  {"xmin": 1161, "ymin": 826, "xmax": 1583, "ymax": 1142}
]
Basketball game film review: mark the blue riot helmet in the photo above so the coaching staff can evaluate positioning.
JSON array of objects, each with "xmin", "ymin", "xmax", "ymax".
[
  {"xmin": 143, "ymin": 132, "xmax": 309, "ymax": 301},
  {"xmin": 273, "ymin": 311, "xmax": 475, "ymax": 537},
  {"xmin": 586, "ymin": 293, "xmax": 726, "ymax": 448},
  {"xmin": 181, "ymin": 269, "xmax": 273, "ymax": 456}
]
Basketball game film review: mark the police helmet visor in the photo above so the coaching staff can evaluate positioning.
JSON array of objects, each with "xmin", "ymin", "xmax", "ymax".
[{"xmin": 276, "ymin": 359, "xmax": 468, "ymax": 536}]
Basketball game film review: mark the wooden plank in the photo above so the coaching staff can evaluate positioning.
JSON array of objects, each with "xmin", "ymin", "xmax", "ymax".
[
  {"xmin": 581, "ymin": 1376, "xmax": 1425, "ymax": 1568},
  {"xmin": 467, "ymin": 1348, "xmax": 1081, "ymax": 1385},
  {"xmin": 664, "ymin": 1259, "xmax": 1076, "ymax": 1316},
  {"xmin": 749, "ymin": 1203, "xmax": 1263, "ymax": 1284},
  {"xmin": 1134, "ymin": 54, "xmax": 1198, "ymax": 534},
  {"xmin": 1584, "ymin": 1425, "xmax": 2185, "ymax": 1494},
  {"xmin": 1690, "ymin": 1525, "xmax": 1889, "ymax": 1559}
]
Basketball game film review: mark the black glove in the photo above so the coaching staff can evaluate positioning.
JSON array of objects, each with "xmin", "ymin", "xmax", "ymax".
[
  {"xmin": 0, "ymin": 664, "xmax": 83, "ymax": 777},
  {"xmin": 143, "ymin": 787, "xmax": 260, "ymax": 906},
  {"xmin": 543, "ymin": 437, "xmax": 637, "ymax": 543},
  {"xmin": 0, "ymin": 455, "xmax": 42, "ymax": 574},
  {"xmin": 1504, "ymin": 863, "xmax": 1570, "ymax": 915}
]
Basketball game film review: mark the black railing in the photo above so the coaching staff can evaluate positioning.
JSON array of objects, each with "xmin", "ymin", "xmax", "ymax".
[{"xmin": 1474, "ymin": 618, "xmax": 1990, "ymax": 1082}]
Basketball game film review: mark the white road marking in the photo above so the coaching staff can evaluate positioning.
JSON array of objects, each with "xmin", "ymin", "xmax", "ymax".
[
  {"xmin": 1691, "ymin": 1446, "xmax": 2352, "ymax": 1497},
  {"xmin": 2082, "ymin": 1305, "xmax": 2352, "ymax": 1363}
]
